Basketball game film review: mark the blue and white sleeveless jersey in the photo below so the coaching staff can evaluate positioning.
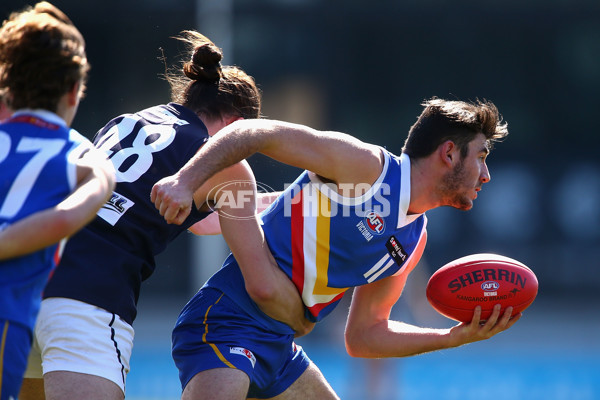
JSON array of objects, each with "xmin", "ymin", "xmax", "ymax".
[
  {"xmin": 0, "ymin": 110, "xmax": 92, "ymax": 330},
  {"xmin": 205, "ymin": 150, "xmax": 428, "ymax": 328},
  {"xmin": 43, "ymin": 103, "xmax": 211, "ymax": 324}
]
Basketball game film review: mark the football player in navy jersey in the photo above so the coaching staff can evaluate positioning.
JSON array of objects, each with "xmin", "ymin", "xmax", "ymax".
[
  {"xmin": 151, "ymin": 98, "xmax": 521, "ymax": 399},
  {"xmin": 20, "ymin": 30, "xmax": 309, "ymax": 400},
  {"xmin": 0, "ymin": 3, "xmax": 115, "ymax": 399}
]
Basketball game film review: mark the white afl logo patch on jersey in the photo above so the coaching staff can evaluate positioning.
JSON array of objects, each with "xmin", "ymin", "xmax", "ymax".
[
  {"xmin": 97, "ymin": 191, "xmax": 135, "ymax": 226},
  {"xmin": 365, "ymin": 210, "xmax": 385, "ymax": 235}
]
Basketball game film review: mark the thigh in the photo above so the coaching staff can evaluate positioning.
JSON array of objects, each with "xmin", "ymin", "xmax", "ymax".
[
  {"xmin": 260, "ymin": 362, "xmax": 339, "ymax": 400},
  {"xmin": 182, "ymin": 368, "xmax": 250, "ymax": 400},
  {"xmin": 34, "ymin": 298, "xmax": 134, "ymax": 396},
  {"xmin": 44, "ymin": 370, "xmax": 123, "ymax": 400}
]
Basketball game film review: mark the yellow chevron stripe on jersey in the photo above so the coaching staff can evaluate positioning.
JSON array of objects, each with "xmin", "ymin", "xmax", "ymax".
[
  {"xmin": 314, "ymin": 190, "xmax": 346, "ymax": 296},
  {"xmin": 301, "ymin": 186, "xmax": 347, "ymax": 308}
]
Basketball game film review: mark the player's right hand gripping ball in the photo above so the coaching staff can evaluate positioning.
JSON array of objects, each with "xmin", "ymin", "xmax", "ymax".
[{"xmin": 426, "ymin": 253, "xmax": 538, "ymax": 323}]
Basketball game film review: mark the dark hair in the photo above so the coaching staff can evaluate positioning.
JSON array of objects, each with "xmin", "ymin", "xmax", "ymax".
[
  {"xmin": 0, "ymin": 2, "xmax": 89, "ymax": 112},
  {"xmin": 165, "ymin": 30, "xmax": 261, "ymax": 120},
  {"xmin": 402, "ymin": 97, "xmax": 508, "ymax": 159}
]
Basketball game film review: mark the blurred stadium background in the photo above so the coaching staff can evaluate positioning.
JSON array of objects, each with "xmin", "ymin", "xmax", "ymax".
[{"xmin": 2, "ymin": 0, "xmax": 599, "ymax": 398}]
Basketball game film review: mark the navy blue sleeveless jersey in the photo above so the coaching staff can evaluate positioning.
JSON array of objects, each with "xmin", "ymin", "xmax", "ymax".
[
  {"xmin": 0, "ymin": 110, "xmax": 92, "ymax": 330},
  {"xmin": 43, "ymin": 103, "xmax": 211, "ymax": 324}
]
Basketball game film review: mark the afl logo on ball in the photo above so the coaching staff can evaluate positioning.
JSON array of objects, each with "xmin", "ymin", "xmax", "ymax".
[
  {"xmin": 481, "ymin": 281, "xmax": 500, "ymax": 291},
  {"xmin": 365, "ymin": 210, "xmax": 385, "ymax": 235}
]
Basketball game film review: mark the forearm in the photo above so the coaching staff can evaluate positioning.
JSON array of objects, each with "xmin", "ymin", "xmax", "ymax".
[
  {"xmin": 63, "ymin": 168, "xmax": 114, "ymax": 223},
  {"xmin": 177, "ymin": 120, "xmax": 266, "ymax": 195},
  {"xmin": 345, "ymin": 304, "xmax": 519, "ymax": 359},
  {"xmin": 344, "ymin": 271, "xmax": 458, "ymax": 359},
  {"xmin": 0, "ymin": 207, "xmax": 69, "ymax": 260},
  {"xmin": 0, "ymin": 167, "xmax": 113, "ymax": 260},
  {"xmin": 221, "ymin": 213, "xmax": 313, "ymax": 336},
  {"xmin": 176, "ymin": 119, "xmax": 335, "ymax": 193},
  {"xmin": 345, "ymin": 319, "xmax": 454, "ymax": 358},
  {"xmin": 244, "ymin": 262, "xmax": 315, "ymax": 337}
]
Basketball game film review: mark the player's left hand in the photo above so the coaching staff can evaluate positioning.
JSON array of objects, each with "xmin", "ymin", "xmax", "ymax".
[
  {"xmin": 448, "ymin": 304, "xmax": 522, "ymax": 346},
  {"xmin": 151, "ymin": 175, "xmax": 194, "ymax": 225}
]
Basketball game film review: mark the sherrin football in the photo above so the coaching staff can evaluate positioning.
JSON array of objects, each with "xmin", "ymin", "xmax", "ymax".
[{"xmin": 426, "ymin": 253, "xmax": 538, "ymax": 323}]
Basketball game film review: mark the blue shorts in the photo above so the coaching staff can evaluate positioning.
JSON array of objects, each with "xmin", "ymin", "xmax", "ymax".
[
  {"xmin": 172, "ymin": 288, "xmax": 310, "ymax": 399},
  {"xmin": 0, "ymin": 319, "xmax": 32, "ymax": 400}
]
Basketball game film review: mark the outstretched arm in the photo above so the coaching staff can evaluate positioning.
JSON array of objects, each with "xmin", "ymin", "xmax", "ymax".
[
  {"xmin": 151, "ymin": 119, "xmax": 383, "ymax": 225},
  {"xmin": 344, "ymin": 270, "xmax": 521, "ymax": 358},
  {"xmin": 0, "ymin": 149, "xmax": 115, "ymax": 260}
]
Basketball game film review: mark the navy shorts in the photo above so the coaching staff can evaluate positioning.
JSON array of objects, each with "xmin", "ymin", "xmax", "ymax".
[
  {"xmin": 0, "ymin": 319, "xmax": 32, "ymax": 400},
  {"xmin": 172, "ymin": 288, "xmax": 311, "ymax": 399}
]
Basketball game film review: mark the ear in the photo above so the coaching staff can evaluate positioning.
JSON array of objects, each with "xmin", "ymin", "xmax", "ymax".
[{"xmin": 438, "ymin": 140, "xmax": 458, "ymax": 168}]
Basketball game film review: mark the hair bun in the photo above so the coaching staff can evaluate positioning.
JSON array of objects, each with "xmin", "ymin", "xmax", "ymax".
[
  {"xmin": 183, "ymin": 44, "xmax": 222, "ymax": 82},
  {"xmin": 33, "ymin": 1, "xmax": 73, "ymax": 25}
]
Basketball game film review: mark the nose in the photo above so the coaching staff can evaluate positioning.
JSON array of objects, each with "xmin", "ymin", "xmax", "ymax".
[{"xmin": 481, "ymin": 163, "xmax": 491, "ymax": 183}]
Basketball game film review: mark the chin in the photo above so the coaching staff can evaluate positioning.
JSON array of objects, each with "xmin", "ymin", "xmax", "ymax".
[{"xmin": 451, "ymin": 198, "xmax": 473, "ymax": 211}]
